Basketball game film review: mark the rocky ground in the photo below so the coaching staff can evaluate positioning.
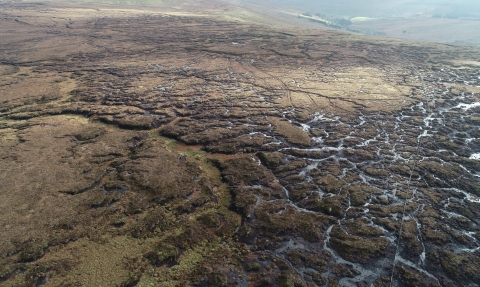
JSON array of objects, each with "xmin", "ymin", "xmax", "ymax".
[{"xmin": 1, "ymin": 2, "xmax": 480, "ymax": 287}]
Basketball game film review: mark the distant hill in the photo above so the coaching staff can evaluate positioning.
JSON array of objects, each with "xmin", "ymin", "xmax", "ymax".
[
  {"xmin": 238, "ymin": 0, "xmax": 480, "ymax": 19},
  {"xmin": 221, "ymin": 0, "xmax": 480, "ymax": 45}
]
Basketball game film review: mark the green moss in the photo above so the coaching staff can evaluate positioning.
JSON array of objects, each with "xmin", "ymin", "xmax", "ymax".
[
  {"xmin": 329, "ymin": 225, "xmax": 388, "ymax": 263},
  {"xmin": 207, "ymin": 272, "xmax": 228, "ymax": 287},
  {"xmin": 276, "ymin": 272, "xmax": 294, "ymax": 287},
  {"xmin": 305, "ymin": 271, "xmax": 326, "ymax": 285},
  {"xmin": 301, "ymin": 193, "xmax": 346, "ymax": 218},
  {"xmin": 163, "ymin": 138, "xmax": 178, "ymax": 151},
  {"xmin": 16, "ymin": 203, "xmax": 29, "ymax": 211},
  {"xmin": 256, "ymin": 152, "xmax": 285, "ymax": 169},
  {"xmin": 146, "ymin": 244, "xmax": 178, "ymax": 266},
  {"xmin": 245, "ymin": 262, "xmax": 262, "ymax": 271},
  {"xmin": 315, "ymin": 174, "xmax": 345, "ymax": 193},
  {"xmin": 232, "ymin": 193, "xmax": 256, "ymax": 216},
  {"xmin": 184, "ymin": 148, "xmax": 206, "ymax": 158},
  {"xmin": 170, "ymin": 250, "xmax": 204, "ymax": 279},
  {"xmin": 197, "ymin": 212, "xmax": 220, "ymax": 228},
  {"xmin": 73, "ymin": 127, "xmax": 105, "ymax": 141},
  {"xmin": 285, "ymin": 250, "xmax": 305, "ymax": 267},
  {"xmin": 304, "ymin": 254, "xmax": 328, "ymax": 273},
  {"xmin": 439, "ymin": 250, "xmax": 480, "ymax": 282},
  {"xmin": 396, "ymin": 265, "xmax": 422, "ymax": 286}
]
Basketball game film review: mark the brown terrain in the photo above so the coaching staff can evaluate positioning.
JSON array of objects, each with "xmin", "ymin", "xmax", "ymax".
[{"xmin": 1, "ymin": 1, "xmax": 480, "ymax": 287}]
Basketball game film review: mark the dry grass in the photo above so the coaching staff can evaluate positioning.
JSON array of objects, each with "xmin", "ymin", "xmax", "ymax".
[
  {"xmin": 0, "ymin": 1, "xmax": 479, "ymax": 286},
  {"xmin": 269, "ymin": 117, "xmax": 311, "ymax": 146}
]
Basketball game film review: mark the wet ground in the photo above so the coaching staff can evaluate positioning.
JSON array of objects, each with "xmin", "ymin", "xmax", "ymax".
[
  {"xmin": 0, "ymin": 2, "xmax": 480, "ymax": 287},
  {"xmin": 152, "ymin": 52, "xmax": 480, "ymax": 287}
]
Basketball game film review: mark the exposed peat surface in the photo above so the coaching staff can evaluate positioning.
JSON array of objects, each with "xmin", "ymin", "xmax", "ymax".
[{"xmin": 1, "ymin": 2, "xmax": 480, "ymax": 287}]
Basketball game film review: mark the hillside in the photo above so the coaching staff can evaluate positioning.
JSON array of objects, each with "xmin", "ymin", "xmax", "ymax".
[
  {"xmin": 1, "ymin": 1, "xmax": 480, "ymax": 286},
  {"xmin": 227, "ymin": 0, "xmax": 480, "ymax": 45}
]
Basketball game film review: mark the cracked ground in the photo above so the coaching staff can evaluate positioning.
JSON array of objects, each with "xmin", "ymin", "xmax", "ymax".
[{"xmin": 1, "ymin": 2, "xmax": 480, "ymax": 287}]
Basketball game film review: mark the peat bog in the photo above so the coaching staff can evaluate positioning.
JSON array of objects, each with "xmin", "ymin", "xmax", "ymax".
[{"xmin": 1, "ymin": 2, "xmax": 480, "ymax": 286}]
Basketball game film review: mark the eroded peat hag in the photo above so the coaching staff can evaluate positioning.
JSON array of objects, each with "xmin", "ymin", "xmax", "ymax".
[{"xmin": 1, "ymin": 2, "xmax": 480, "ymax": 287}]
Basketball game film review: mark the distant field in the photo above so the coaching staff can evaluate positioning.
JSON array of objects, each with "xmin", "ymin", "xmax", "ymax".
[
  {"xmin": 26, "ymin": 0, "xmax": 196, "ymax": 7},
  {"xmin": 216, "ymin": 0, "xmax": 480, "ymax": 45},
  {"xmin": 240, "ymin": 0, "xmax": 412, "ymax": 17},
  {"xmin": 349, "ymin": 17, "xmax": 480, "ymax": 45},
  {"xmin": 245, "ymin": 0, "xmax": 480, "ymax": 18}
]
